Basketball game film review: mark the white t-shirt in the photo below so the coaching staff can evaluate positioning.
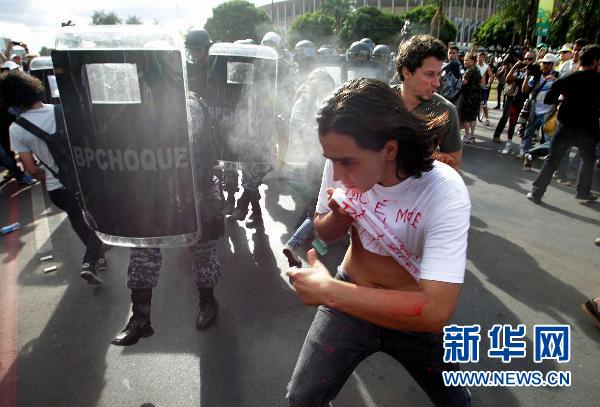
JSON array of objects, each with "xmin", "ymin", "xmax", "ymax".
[
  {"xmin": 9, "ymin": 104, "xmax": 63, "ymax": 191},
  {"xmin": 528, "ymin": 76, "xmax": 555, "ymax": 115},
  {"xmin": 316, "ymin": 160, "xmax": 471, "ymax": 283},
  {"xmin": 477, "ymin": 62, "xmax": 489, "ymax": 84}
]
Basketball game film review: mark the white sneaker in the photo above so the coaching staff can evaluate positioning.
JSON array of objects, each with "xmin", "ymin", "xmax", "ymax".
[{"xmin": 501, "ymin": 142, "xmax": 513, "ymax": 155}]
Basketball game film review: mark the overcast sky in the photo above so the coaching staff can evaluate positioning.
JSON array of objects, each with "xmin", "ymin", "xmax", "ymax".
[{"xmin": 0, "ymin": 0, "xmax": 273, "ymax": 53}]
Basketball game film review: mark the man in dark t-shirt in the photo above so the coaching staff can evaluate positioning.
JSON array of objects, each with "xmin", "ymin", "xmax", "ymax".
[
  {"xmin": 527, "ymin": 44, "xmax": 600, "ymax": 203},
  {"xmin": 395, "ymin": 35, "xmax": 462, "ymax": 170}
]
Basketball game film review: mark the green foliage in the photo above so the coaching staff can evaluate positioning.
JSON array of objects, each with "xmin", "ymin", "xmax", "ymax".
[
  {"xmin": 204, "ymin": 0, "xmax": 273, "ymax": 43},
  {"xmin": 474, "ymin": 14, "xmax": 516, "ymax": 47},
  {"xmin": 319, "ymin": 0, "xmax": 355, "ymax": 34},
  {"xmin": 125, "ymin": 15, "xmax": 143, "ymax": 25},
  {"xmin": 400, "ymin": 5, "xmax": 457, "ymax": 45},
  {"xmin": 548, "ymin": 0, "xmax": 600, "ymax": 45},
  {"xmin": 288, "ymin": 12, "xmax": 335, "ymax": 47},
  {"xmin": 91, "ymin": 10, "xmax": 122, "ymax": 25},
  {"xmin": 339, "ymin": 7, "xmax": 404, "ymax": 48}
]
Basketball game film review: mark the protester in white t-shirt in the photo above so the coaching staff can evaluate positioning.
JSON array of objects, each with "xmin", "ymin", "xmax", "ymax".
[
  {"xmin": 0, "ymin": 70, "xmax": 105, "ymax": 284},
  {"xmin": 476, "ymin": 51, "xmax": 495, "ymax": 126},
  {"xmin": 286, "ymin": 79, "xmax": 471, "ymax": 406}
]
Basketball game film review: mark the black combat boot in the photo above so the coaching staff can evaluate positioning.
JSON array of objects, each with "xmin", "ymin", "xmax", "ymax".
[
  {"xmin": 245, "ymin": 200, "xmax": 263, "ymax": 228},
  {"xmin": 111, "ymin": 288, "xmax": 154, "ymax": 346},
  {"xmin": 228, "ymin": 190, "xmax": 251, "ymax": 221},
  {"xmin": 196, "ymin": 287, "xmax": 219, "ymax": 329}
]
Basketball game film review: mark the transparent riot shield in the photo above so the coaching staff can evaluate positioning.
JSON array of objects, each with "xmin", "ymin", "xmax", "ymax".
[
  {"xmin": 315, "ymin": 56, "xmax": 347, "ymax": 87},
  {"xmin": 52, "ymin": 26, "xmax": 203, "ymax": 247},
  {"xmin": 29, "ymin": 56, "xmax": 60, "ymax": 104},
  {"xmin": 346, "ymin": 61, "xmax": 384, "ymax": 81},
  {"xmin": 208, "ymin": 43, "xmax": 278, "ymax": 172}
]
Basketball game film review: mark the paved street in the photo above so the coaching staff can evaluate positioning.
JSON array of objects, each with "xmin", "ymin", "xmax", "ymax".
[{"xmin": 1, "ymin": 108, "xmax": 600, "ymax": 406}]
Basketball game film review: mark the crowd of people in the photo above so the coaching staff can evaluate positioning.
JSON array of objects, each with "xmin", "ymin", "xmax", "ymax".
[{"xmin": 1, "ymin": 26, "xmax": 599, "ymax": 406}]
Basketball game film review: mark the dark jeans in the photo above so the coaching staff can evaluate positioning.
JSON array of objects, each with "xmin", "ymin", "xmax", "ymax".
[
  {"xmin": 287, "ymin": 268, "xmax": 471, "ymax": 407},
  {"xmin": 493, "ymin": 97, "xmax": 512, "ymax": 138},
  {"xmin": 532, "ymin": 122, "xmax": 598, "ymax": 197},
  {"xmin": 48, "ymin": 187, "xmax": 103, "ymax": 264}
]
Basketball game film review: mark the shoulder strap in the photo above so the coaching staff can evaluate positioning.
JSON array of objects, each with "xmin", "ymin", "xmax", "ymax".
[
  {"xmin": 15, "ymin": 115, "xmax": 52, "ymax": 142},
  {"xmin": 530, "ymin": 78, "xmax": 549, "ymax": 101},
  {"xmin": 14, "ymin": 108, "xmax": 60, "ymax": 179}
]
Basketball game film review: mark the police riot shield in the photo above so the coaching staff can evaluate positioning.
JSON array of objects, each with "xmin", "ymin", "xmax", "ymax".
[
  {"xmin": 315, "ymin": 55, "xmax": 347, "ymax": 87},
  {"xmin": 346, "ymin": 60, "xmax": 384, "ymax": 81},
  {"xmin": 29, "ymin": 56, "xmax": 60, "ymax": 104},
  {"xmin": 208, "ymin": 43, "xmax": 278, "ymax": 170},
  {"xmin": 52, "ymin": 26, "xmax": 203, "ymax": 247}
]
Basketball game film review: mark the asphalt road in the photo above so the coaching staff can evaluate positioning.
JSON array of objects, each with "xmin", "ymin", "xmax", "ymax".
[{"xmin": 1, "ymin": 107, "xmax": 600, "ymax": 406}]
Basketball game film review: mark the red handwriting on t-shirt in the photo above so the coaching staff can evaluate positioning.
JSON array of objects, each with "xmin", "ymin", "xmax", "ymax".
[
  {"xmin": 395, "ymin": 208, "xmax": 422, "ymax": 229},
  {"xmin": 373, "ymin": 200, "xmax": 390, "ymax": 224},
  {"xmin": 344, "ymin": 188, "xmax": 368, "ymax": 204}
]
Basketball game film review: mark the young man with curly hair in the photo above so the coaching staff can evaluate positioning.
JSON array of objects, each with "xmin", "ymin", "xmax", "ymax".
[
  {"xmin": 394, "ymin": 34, "xmax": 463, "ymax": 170},
  {"xmin": 0, "ymin": 70, "xmax": 105, "ymax": 283}
]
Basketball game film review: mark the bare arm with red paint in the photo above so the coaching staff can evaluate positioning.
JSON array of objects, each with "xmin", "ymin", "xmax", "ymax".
[
  {"xmin": 314, "ymin": 187, "xmax": 353, "ymax": 244},
  {"xmin": 287, "ymin": 249, "xmax": 462, "ymax": 332}
]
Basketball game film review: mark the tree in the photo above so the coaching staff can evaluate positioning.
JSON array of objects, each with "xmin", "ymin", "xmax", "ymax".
[
  {"xmin": 400, "ymin": 5, "xmax": 457, "ymax": 45},
  {"xmin": 204, "ymin": 0, "xmax": 273, "ymax": 43},
  {"xmin": 548, "ymin": 0, "xmax": 600, "ymax": 45},
  {"xmin": 126, "ymin": 15, "xmax": 143, "ymax": 25},
  {"xmin": 288, "ymin": 12, "xmax": 335, "ymax": 47},
  {"xmin": 339, "ymin": 7, "xmax": 404, "ymax": 48},
  {"xmin": 91, "ymin": 10, "xmax": 122, "ymax": 25},
  {"xmin": 319, "ymin": 0, "xmax": 355, "ymax": 34},
  {"xmin": 474, "ymin": 14, "xmax": 517, "ymax": 48}
]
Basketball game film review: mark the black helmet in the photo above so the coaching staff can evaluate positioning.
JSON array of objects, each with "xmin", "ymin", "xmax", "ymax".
[
  {"xmin": 346, "ymin": 41, "xmax": 371, "ymax": 61},
  {"xmin": 185, "ymin": 28, "xmax": 212, "ymax": 49},
  {"xmin": 317, "ymin": 44, "xmax": 336, "ymax": 57},
  {"xmin": 294, "ymin": 40, "xmax": 317, "ymax": 62},
  {"xmin": 261, "ymin": 31, "xmax": 283, "ymax": 51},
  {"xmin": 372, "ymin": 44, "xmax": 391, "ymax": 63},
  {"xmin": 360, "ymin": 38, "xmax": 375, "ymax": 51}
]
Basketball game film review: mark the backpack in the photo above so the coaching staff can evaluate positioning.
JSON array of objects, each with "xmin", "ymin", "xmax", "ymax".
[
  {"xmin": 15, "ymin": 104, "xmax": 78, "ymax": 193},
  {"xmin": 440, "ymin": 70, "xmax": 462, "ymax": 102}
]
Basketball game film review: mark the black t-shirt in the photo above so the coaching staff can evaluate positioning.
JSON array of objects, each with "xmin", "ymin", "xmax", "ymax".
[{"xmin": 544, "ymin": 70, "xmax": 600, "ymax": 133}]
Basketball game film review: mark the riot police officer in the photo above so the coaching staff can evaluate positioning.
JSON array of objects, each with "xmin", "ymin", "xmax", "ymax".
[
  {"xmin": 112, "ymin": 29, "xmax": 224, "ymax": 346},
  {"xmin": 346, "ymin": 41, "xmax": 371, "ymax": 62},
  {"xmin": 372, "ymin": 44, "xmax": 393, "ymax": 81},
  {"xmin": 293, "ymin": 40, "xmax": 317, "ymax": 84},
  {"xmin": 185, "ymin": 27, "xmax": 212, "ymax": 99}
]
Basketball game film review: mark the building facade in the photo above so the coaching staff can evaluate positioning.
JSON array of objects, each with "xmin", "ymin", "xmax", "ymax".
[{"xmin": 259, "ymin": 0, "xmax": 499, "ymax": 46}]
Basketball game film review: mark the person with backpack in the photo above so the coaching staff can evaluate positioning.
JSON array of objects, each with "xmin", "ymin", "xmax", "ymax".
[
  {"xmin": 0, "ymin": 70, "xmax": 106, "ymax": 284},
  {"xmin": 440, "ymin": 44, "xmax": 462, "ymax": 106}
]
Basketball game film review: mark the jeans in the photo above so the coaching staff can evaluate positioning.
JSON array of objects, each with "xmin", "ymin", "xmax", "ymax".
[
  {"xmin": 532, "ymin": 122, "xmax": 598, "ymax": 197},
  {"xmin": 287, "ymin": 268, "xmax": 471, "ymax": 407},
  {"xmin": 522, "ymin": 113, "xmax": 546, "ymax": 153},
  {"xmin": 554, "ymin": 148, "xmax": 580, "ymax": 180},
  {"xmin": 286, "ymin": 217, "xmax": 315, "ymax": 249},
  {"xmin": 493, "ymin": 97, "xmax": 512, "ymax": 138},
  {"xmin": 48, "ymin": 187, "xmax": 103, "ymax": 264}
]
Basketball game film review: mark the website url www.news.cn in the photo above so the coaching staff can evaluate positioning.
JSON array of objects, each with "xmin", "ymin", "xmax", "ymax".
[{"xmin": 443, "ymin": 370, "xmax": 571, "ymax": 387}]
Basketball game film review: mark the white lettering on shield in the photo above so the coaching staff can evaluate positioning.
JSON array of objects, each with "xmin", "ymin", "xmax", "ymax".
[{"xmin": 71, "ymin": 146, "xmax": 190, "ymax": 171}]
